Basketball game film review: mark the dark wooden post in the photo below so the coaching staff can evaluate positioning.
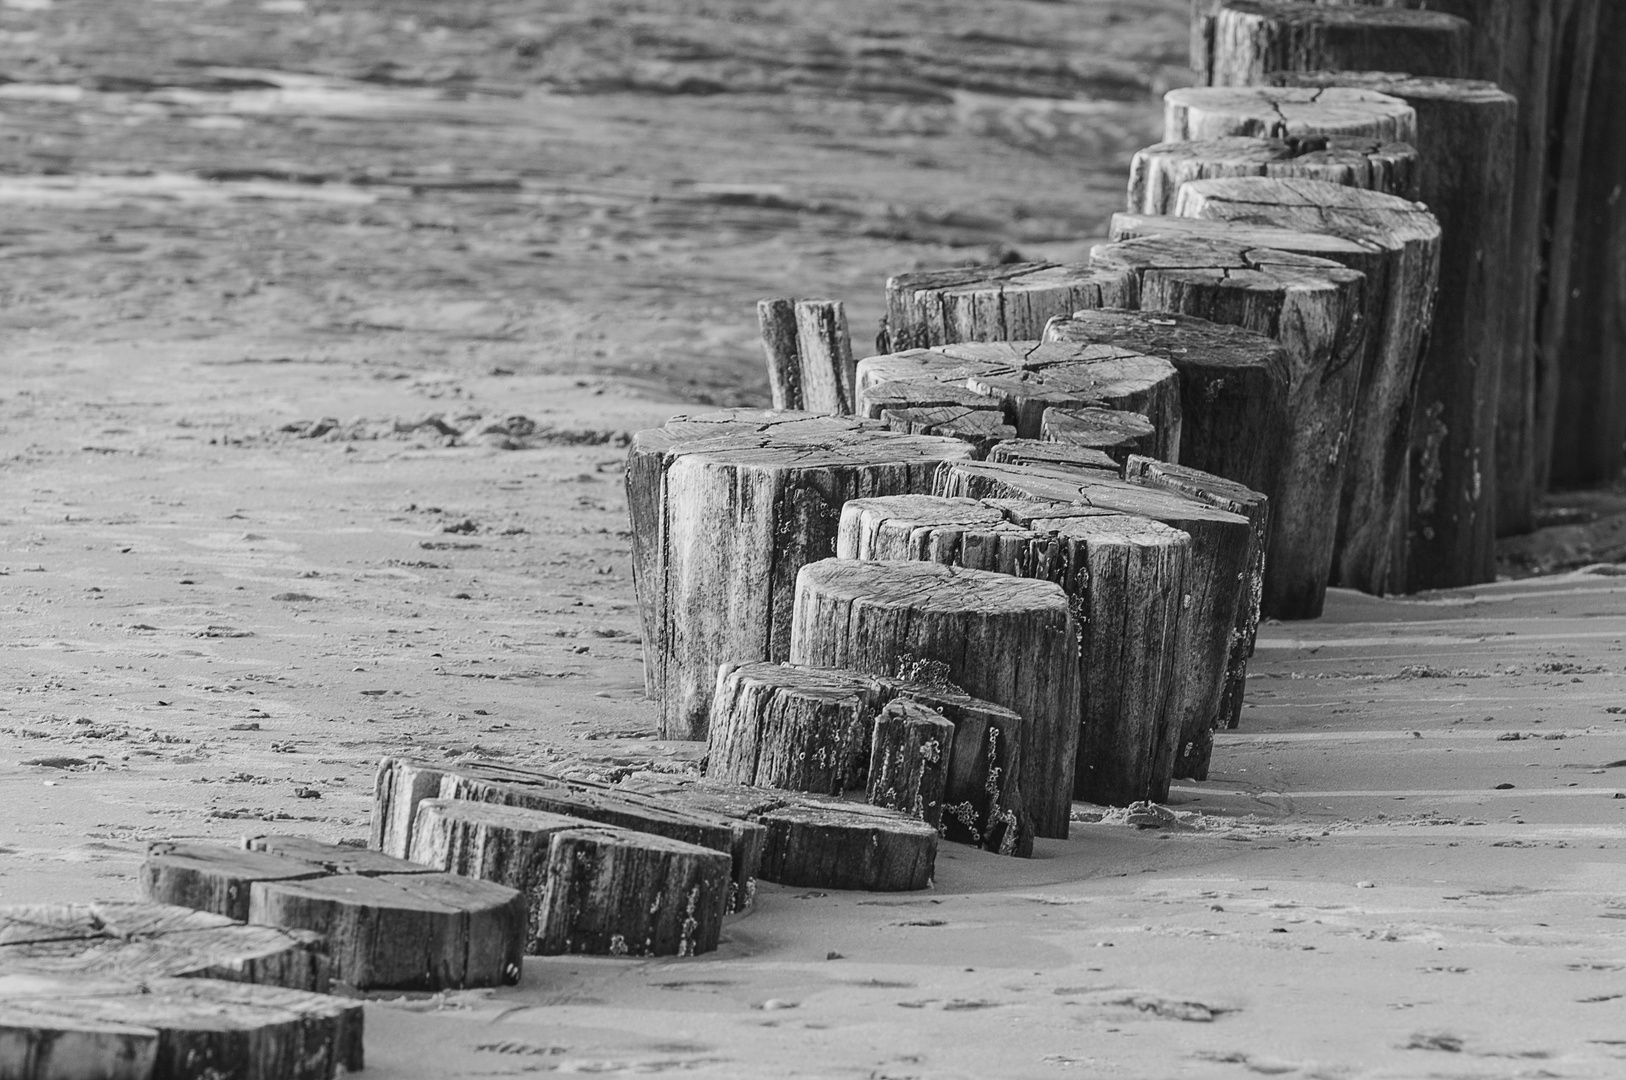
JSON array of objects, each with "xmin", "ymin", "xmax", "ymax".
[{"xmin": 1209, "ymin": 2, "xmax": 1470, "ymax": 86}]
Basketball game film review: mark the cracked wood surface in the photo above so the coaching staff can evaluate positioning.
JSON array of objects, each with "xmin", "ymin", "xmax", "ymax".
[
  {"xmin": 1208, "ymin": 1, "xmax": 1469, "ymax": 87},
  {"xmin": 1164, "ymin": 85, "xmax": 1416, "ymax": 143},
  {"xmin": 1129, "ymin": 134, "xmax": 1418, "ymax": 214}
]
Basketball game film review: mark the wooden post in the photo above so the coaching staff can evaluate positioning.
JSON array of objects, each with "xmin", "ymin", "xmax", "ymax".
[
  {"xmin": 868, "ymin": 699, "xmax": 955, "ymax": 828},
  {"xmin": 1131, "ymin": 135, "xmax": 1419, "ymax": 214},
  {"xmin": 838, "ymin": 494, "xmax": 1037, "ymax": 574},
  {"xmin": 0, "ymin": 898, "xmax": 332, "ymax": 993},
  {"xmin": 789, "ymin": 558, "xmax": 1080, "ymax": 837},
  {"xmin": 1164, "ymin": 85, "xmax": 1415, "ymax": 143},
  {"xmin": 985, "ymin": 439, "xmax": 1119, "ymax": 473},
  {"xmin": 1043, "ymin": 308, "xmax": 1291, "ymax": 497},
  {"xmin": 1174, "ymin": 176, "xmax": 1442, "ymax": 596},
  {"xmin": 1271, "ymin": 71, "xmax": 1516, "ymax": 589},
  {"xmin": 706, "ymin": 661, "xmax": 887, "ymax": 794},
  {"xmin": 755, "ymin": 298, "xmax": 856, "ymax": 415},
  {"xmin": 0, "ymin": 972, "xmax": 363, "ymax": 1080},
  {"xmin": 1041, "ymin": 406, "xmax": 1162, "ymax": 464},
  {"xmin": 625, "ymin": 411, "xmax": 972, "ymax": 738},
  {"xmin": 883, "ymin": 263, "xmax": 1118, "ymax": 351},
  {"xmin": 1124, "ymin": 455, "xmax": 1270, "ymax": 773},
  {"xmin": 1087, "ymin": 231, "xmax": 1365, "ymax": 618},
  {"xmin": 1209, "ymin": 1, "xmax": 1470, "ymax": 86}
]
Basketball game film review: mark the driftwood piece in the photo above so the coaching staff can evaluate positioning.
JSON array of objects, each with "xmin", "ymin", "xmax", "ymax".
[
  {"xmin": 1129, "ymin": 135, "xmax": 1418, "ymax": 214},
  {"xmin": 1087, "ymin": 231, "xmax": 1365, "ymax": 618},
  {"xmin": 1164, "ymin": 86, "xmax": 1416, "ymax": 144},
  {"xmin": 1125, "ymin": 456, "xmax": 1270, "ymax": 773},
  {"xmin": 886, "ymin": 684, "xmax": 1031, "ymax": 856},
  {"xmin": 856, "ymin": 340, "xmax": 1182, "ymax": 446},
  {"xmin": 616, "ymin": 777, "xmax": 943, "ymax": 888},
  {"xmin": 867, "ymin": 699, "xmax": 955, "ymax": 828},
  {"xmin": 372, "ymin": 757, "xmax": 762, "ymax": 914},
  {"xmin": 625, "ymin": 410, "xmax": 972, "ymax": 737},
  {"xmin": 1043, "ymin": 308, "xmax": 1289, "ymax": 497},
  {"xmin": 409, "ymin": 799, "xmax": 731, "ymax": 958},
  {"xmin": 788, "ymin": 559, "xmax": 1080, "ymax": 837},
  {"xmin": 1175, "ymin": 176, "xmax": 1441, "ymax": 595},
  {"xmin": 706, "ymin": 661, "xmax": 886, "ymax": 794},
  {"xmin": 248, "ymin": 872, "xmax": 525, "ymax": 992},
  {"xmin": 756, "ymin": 299, "xmax": 855, "ymax": 414},
  {"xmin": 944, "ymin": 465, "xmax": 1249, "ymax": 795},
  {"xmin": 881, "ymin": 263, "xmax": 1118, "ymax": 351},
  {"xmin": 1270, "ymin": 71, "xmax": 1515, "ymax": 590},
  {"xmin": 985, "ymin": 439, "xmax": 1119, "ymax": 473},
  {"xmin": 1209, "ymin": 1, "xmax": 1469, "ymax": 87},
  {"xmin": 0, "ymin": 974, "xmax": 363, "ymax": 1080},
  {"xmin": 1042, "ymin": 406, "xmax": 1161, "ymax": 463},
  {"xmin": 0, "ymin": 901, "xmax": 331, "ymax": 993}
]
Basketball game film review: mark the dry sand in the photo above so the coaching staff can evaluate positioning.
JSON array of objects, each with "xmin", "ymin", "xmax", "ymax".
[{"xmin": 0, "ymin": 1, "xmax": 1622, "ymax": 1077}]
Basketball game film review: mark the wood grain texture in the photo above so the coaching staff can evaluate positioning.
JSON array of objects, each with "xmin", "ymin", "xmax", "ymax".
[
  {"xmin": 793, "ymin": 300, "xmax": 857, "ymax": 416},
  {"xmin": 1269, "ymin": 71, "xmax": 1515, "ymax": 589},
  {"xmin": 867, "ymin": 699, "xmax": 955, "ymax": 828},
  {"xmin": 372, "ymin": 756, "xmax": 762, "ymax": 914},
  {"xmin": 706, "ymin": 661, "xmax": 887, "ymax": 794},
  {"xmin": 536, "ymin": 826, "xmax": 732, "ymax": 957},
  {"xmin": 788, "ymin": 558, "xmax": 1080, "ymax": 837},
  {"xmin": 1175, "ymin": 176, "xmax": 1440, "ymax": 595},
  {"xmin": 838, "ymin": 494, "xmax": 1038, "ymax": 575},
  {"xmin": 0, "ymin": 901, "xmax": 332, "ymax": 993},
  {"xmin": 882, "ymin": 262, "xmax": 1119, "ymax": 351},
  {"xmin": 758, "ymin": 298, "xmax": 803, "ymax": 410},
  {"xmin": 985, "ymin": 439, "xmax": 1119, "ymax": 473},
  {"xmin": 248, "ymin": 871, "xmax": 525, "ymax": 992},
  {"xmin": 0, "ymin": 974, "xmax": 363, "ymax": 1080},
  {"xmin": 1124, "ymin": 455, "xmax": 1270, "ymax": 771},
  {"xmin": 1210, "ymin": 1, "xmax": 1469, "ymax": 86},
  {"xmin": 624, "ymin": 409, "xmax": 973, "ymax": 738},
  {"xmin": 878, "ymin": 404, "xmax": 1017, "ymax": 454},
  {"xmin": 1043, "ymin": 308, "xmax": 1289, "ymax": 495},
  {"xmin": 242, "ymin": 834, "xmax": 434, "ymax": 877},
  {"xmin": 1041, "ymin": 406, "xmax": 1162, "ymax": 464},
  {"xmin": 140, "ymin": 843, "xmax": 325, "ymax": 924},
  {"xmin": 1129, "ymin": 135, "xmax": 1418, "ymax": 214},
  {"xmin": 1164, "ymin": 85, "xmax": 1415, "ymax": 143},
  {"xmin": 1087, "ymin": 231, "xmax": 1365, "ymax": 618}
]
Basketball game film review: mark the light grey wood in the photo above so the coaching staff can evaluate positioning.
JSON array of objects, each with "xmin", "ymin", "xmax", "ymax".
[
  {"xmin": 758, "ymin": 297, "xmax": 803, "ymax": 410},
  {"xmin": 1130, "ymin": 135, "xmax": 1418, "ymax": 214},
  {"xmin": 0, "ymin": 974, "xmax": 363, "ymax": 1080},
  {"xmin": 706, "ymin": 661, "xmax": 887, "ymax": 794},
  {"xmin": 984, "ymin": 439, "xmax": 1119, "ymax": 474},
  {"xmin": 625, "ymin": 410, "xmax": 973, "ymax": 738},
  {"xmin": 1041, "ymin": 406, "xmax": 1161, "ymax": 463},
  {"xmin": 882, "ymin": 263, "xmax": 1119, "ymax": 351},
  {"xmin": 788, "ymin": 558, "xmax": 1079, "ymax": 836},
  {"xmin": 1175, "ymin": 176, "xmax": 1441, "ymax": 596},
  {"xmin": 838, "ymin": 494, "xmax": 1037, "ymax": 575},
  {"xmin": 1163, "ymin": 85, "xmax": 1415, "ymax": 144},
  {"xmin": 1088, "ymin": 230, "xmax": 1365, "ymax": 619},
  {"xmin": 0, "ymin": 900, "xmax": 331, "ymax": 993},
  {"xmin": 1210, "ymin": 1, "xmax": 1469, "ymax": 87},
  {"xmin": 867, "ymin": 699, "xmax": 955, "ymax": 828},
  {"xmin": 794, "ymin": 299, "xmax": 857, "ymax": 416}
]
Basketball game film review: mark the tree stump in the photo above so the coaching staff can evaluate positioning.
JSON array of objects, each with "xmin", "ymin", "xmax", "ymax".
[
  {"xmin": 985, "ymin": 439, "xmax": 1119, "ymax": 474},
  {"xmin": 372, "ymin": 757, "xmax": 763, "ymax": 914},
  {"xmin": 248, "ymin": 872, "xmax": 525, "ymax": 992},
  {"xmin": 838, "ymin": 494, "xmax": 1039, "ymax": 575},
  {"xmin": 788, "ymin": 559, "xmax": 1080, "ymax": 837},
  {"xmin": 0, "ymin": 974, "xmax": 363, "ymax": 1080},
  {"xmin": 1042, "ymin": 406, "xmax": 1161, "ymax": 463},
  {"xmin": 756, "ymin": 298, "xmax": 855, "ymax": 414},
  {"xmin": 615, "ymin": 777, "xmax": 944, "ymax": 888},
  {"xmin": 881, "ymin": 263, "xmax": 1118, "ymax": 352},
  {"xmin": 867, "ymin": 699, "xmax": 955, "ymax": 828},
  {"xmin": 1124, "ymin": 456, "xmax": 1270, "ymax": 774},
  {"xmin": 1129, "ymin": 135, "xmax": 1419, "ymax": 214},
  {"xmin": 1175, "ymin": 176, "xmax": 1442, "ymax": 595},
  {"xmin": 1208, "ymin": 1, "xmax": 1469, "ymax": 87},
  {"xmin": 1042, "ymin": 308, "xmax": 1289, "ymax": 497},
  {"xmin": 1270, "ymin": 71, "xmax": 1515, "ymax": 590},
  {"xmin": 0, "ymin": 901, "xmax": 330, "ymax": 993},
  {"xmin": 625, "ymin": 410, "xmax": 972, "ymax": 737},
  {"xmin": 885, "ymin": 684, "xmax": 1031, "ymax": 856},
  {"xmin": 706, "ymin": 661, "xmax": 887, "ymax": 795},
  {"xmin": 1164, "ymin": 86, "xmax": 1415, "ymax": 144},
  {"xmin": 1087, "ymin": 231, "xmax": 1365, "ymax": 618}
]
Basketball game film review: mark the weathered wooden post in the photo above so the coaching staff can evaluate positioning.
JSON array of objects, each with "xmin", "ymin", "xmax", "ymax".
[
  {"xmin": 1173, "ymin": 176, "xmax": 1442, "ymax": 595},
  {"xmin": 706, "ymin": 662, "xmax": 887, "ymax": 795},
  {"xmin": 626, "ymin": 411, "xmax": 972, "ymax": 737},
  {"xmin": 1086, "ymin": 231, "xmax": 1365, "ymax": 618},
  {"xmin": 1164, "ymin": 85, "xmax": 1415, "ymax": 143},
  {"xmin": 756, "ymin": 298, "xmax": 857, "ymax": 414},
  {"xmin": 1130, "ymin": 135, "xmax": 1419, "ymax": 214},
  {"xmin": 1207, "ymin": 1, "xmax": 1470, "ymax": 86},
  {"xmin": 1270, "ymin": 71, "xmax": 1516, "ymax": 589},
  {"xmin": 881, "ymin": 263, "xmax": 1118, "ymax": 351},
  {"xmin": 789, "ymin": 558, "xmax": 1080, "ymax": 837}
]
